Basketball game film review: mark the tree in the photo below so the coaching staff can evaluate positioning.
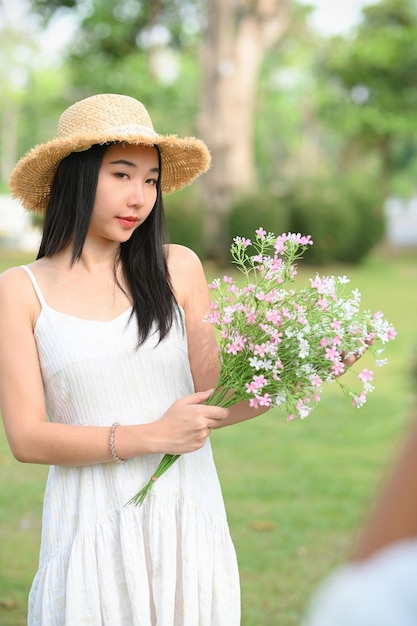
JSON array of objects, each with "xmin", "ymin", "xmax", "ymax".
[
  {"xmin": 30, "ymin": 0, "xmax": 295, "ymax": 259},
  {"xmin": 29, "ymin": 0, "xmax": 205, "ymax": 115},
  {"xmin": 316, "ymin": 0, "xmax": 417, "ymax": 196},
  {"xmin": 198, "ymin": 0, "xmax": 291, "ymax": 261}
]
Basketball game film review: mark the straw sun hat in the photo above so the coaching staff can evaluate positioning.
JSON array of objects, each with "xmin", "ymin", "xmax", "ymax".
[{"xmin": 9, "ymin": 93, "xmax": 211, "ymax": 214}]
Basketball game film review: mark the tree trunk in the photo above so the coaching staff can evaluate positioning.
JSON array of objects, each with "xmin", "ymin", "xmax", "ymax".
[{"xmin": 198, "ymin": 0, "xmax": 291, "ymax": 262}]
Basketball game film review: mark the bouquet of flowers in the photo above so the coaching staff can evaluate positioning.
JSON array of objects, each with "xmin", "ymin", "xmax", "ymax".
[{"xmin": 128, "ymin": 228, "xmax": 396, "ymax": 506}]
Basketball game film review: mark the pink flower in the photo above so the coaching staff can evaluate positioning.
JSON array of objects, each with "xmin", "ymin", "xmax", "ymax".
[
  {"xmin": 317, "ymin": 298, "xmax": 329, "ymax": 310},
  {"xmin": 256, "ymin": 227, "xmax": 267, "ymax": 238},
  {"xmin": 266, "ymin": 308, "xmax": 282, "ymax": 325},
  {"xmin": 226, "ymin": 333, "xmax": 246, "ymax": 354},
  {"xmin": 223, "ymin": 275, "xmax": 233, "ymax": 284},
  {"xmin": 226, "ymin": 342, "xmax": 240, "ymax": 355},
  {"xmin": 205, "ymin": 309, "xmax": 220, "ymax": 324},
  {"xmin": 245, "ymin": 310, "xmax": 256, "ymax": 324},
  {"xmin": 387, "ymin": 326, "xmax": 397, "ymax": 340},
  {"xmin": 358, "ymin": 368, "xmax": 373, "ymax": 383},
  {"xmin": 331, "ymin": 361, "xmax": 345, "ymax": 376},
  {"xmin": 270, "ymin": 331, "xmax": 283, "ymax": 344},
  {"xmin": 274, "ymin": 234, "xmax": 288, "ymax": 254},
  {"xmin": 352, "ymin": 391, "xmax": 367, "ymax": 408},
  {"xmin": 331, "ymin": 318, "xmax": 342, "ymax": 330},
  {"xmin": 271, "ymin": 257, "xmax": 283, "ymax": 272},
  {"xmin": 253, "ymin": 344, "xmax": 267, "ymax": 357},
  {"xmin": 310, "ymin": 374, "xmax": 322, "ymax": 387},
  {"xmin": 245, "ymin": 375, "xmax": 268, "ymax": 393},
  {"xmin": 258, "ymin": 393, "xmax": 272, "ymax": 407},
  {"xmin": 325, "ymin": 346, "xmax": 339, "ymax": 362},
  {"xmin": 310, "ymin": 276, "xmax": 321, "ymax": 290},
  {"xmin": 296, "ymin": 401, "xmax": 311, "ymax": 419}
]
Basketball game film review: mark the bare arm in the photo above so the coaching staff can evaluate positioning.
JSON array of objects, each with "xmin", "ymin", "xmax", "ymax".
[{"xmin": 0, "ymin": 267, "xmax": 228, "ymax": 466}]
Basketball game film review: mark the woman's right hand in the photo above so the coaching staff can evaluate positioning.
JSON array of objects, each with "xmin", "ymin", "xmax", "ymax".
[{"xmin": 152, "ymin": 389, "xmax": 229, "ymax": 454}]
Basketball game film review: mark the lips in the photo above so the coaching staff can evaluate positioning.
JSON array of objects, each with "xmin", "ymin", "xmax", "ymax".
[{"xmin": 116, "ymin": 216, "xmax": 139, "ymax": 228}]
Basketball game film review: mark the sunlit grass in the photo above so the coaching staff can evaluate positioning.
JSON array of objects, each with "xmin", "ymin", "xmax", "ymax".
[{"xmin": 0, "ymin": 247, "xmax": 416, "ymax": 625}]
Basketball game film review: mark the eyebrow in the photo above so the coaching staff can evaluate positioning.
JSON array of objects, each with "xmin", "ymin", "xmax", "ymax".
[{"xmin": 109, "ymin": 159, "xmax": 159, "ymax": 174}]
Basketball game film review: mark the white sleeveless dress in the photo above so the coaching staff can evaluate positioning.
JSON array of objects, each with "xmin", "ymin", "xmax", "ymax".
[{"xmin": 22, "ymin": 266, "xmax": 240, "ymax": 626}]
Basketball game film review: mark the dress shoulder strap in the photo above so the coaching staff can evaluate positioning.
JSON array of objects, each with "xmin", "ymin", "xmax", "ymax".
[{"xmin": 21, "ymin": 265, "xmax": 47, "ymax": 307}]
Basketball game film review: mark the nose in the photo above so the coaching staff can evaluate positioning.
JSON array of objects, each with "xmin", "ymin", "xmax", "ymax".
[{"xmin": 128, "ymin": 181, "xmax": 146, "ymax": 208}]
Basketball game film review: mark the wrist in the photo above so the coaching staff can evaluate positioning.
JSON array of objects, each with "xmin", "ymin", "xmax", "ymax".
[{"xmin": 112, "ymin": 423, "xmax": 162, "ymax": 459}]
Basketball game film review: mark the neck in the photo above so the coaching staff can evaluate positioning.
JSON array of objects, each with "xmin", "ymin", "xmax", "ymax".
[{"xmin": 50, "ymin": 240, "xmax": 120, "ymax": 273}]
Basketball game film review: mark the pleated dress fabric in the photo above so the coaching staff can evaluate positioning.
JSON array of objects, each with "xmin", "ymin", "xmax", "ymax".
[{"xmin": 21, "ymin": 266, "xmax": 240, "ymax": 626}]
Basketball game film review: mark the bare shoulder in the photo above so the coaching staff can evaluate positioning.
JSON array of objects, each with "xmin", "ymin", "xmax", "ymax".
[
  {"xmin": 0, "ymin": 265, "xmax": 40, "ymax": 325},
  {"xmin": 166, "ymin": 244, "xmax": 208, "ymax": 309},
  {"xmin": 0, "ymin": 265, "xmax": 29, "ymax": 293},
  {"xmin": 166, "ymin": 243, "xmax": 203, "ymax": 272},
  {"xmin": 166, "ymin": 243, "xmax": 206, "ymax": 285}
]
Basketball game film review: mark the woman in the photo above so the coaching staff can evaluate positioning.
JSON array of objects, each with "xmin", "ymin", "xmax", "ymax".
[{"xmin": 0, "ymin": 93, "xmax": 267, "ymax": 625}]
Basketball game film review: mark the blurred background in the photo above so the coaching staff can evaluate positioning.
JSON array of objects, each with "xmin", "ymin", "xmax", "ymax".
[
  {"xmin": 1, "ymin": 0, "xmax": 417, "ymax": 264},
  {"xmin": 1, "ymin": 1, "xmax": 417, "ymax": 625}
]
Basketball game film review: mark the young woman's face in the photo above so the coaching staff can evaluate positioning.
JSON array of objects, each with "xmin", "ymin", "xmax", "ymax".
[{"xmin": 88, "ymin": 143, "xmax": 159, "ymax": 243}]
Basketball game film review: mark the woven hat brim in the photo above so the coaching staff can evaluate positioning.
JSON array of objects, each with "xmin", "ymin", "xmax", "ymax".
[{"xmin": 9, "ymin": 132, "xmax": 211, "ymax": 214}]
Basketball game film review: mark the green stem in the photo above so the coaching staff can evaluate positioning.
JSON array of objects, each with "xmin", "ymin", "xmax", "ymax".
[
  {"xmin": 127, "ymin": 386, "xmax": 241, "ymax": 507},
  {"xmin": 126, "ymin": 453, "xmax": 180, "ymax": 507}
]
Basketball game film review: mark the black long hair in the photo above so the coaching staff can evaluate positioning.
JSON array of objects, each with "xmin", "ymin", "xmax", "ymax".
[{"xmin": 37, "ymin": 143, "xmax": 180, "ymax": 345}]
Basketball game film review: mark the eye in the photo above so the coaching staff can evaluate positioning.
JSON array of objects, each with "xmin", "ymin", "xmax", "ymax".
[
  {"xmin": 146, "ymin": 177, "xmax": 158, "ymax": 186},
  {"xmin": 114, "ymin": 171, "xmax": 129, "ymax": 179}
]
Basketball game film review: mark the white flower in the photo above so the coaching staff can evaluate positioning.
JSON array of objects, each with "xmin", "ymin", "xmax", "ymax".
[
  {"xmin": 298, "ymin": 338, "xmax": 310, "ymax": 358},
  {"xmin": 274, "ymin": 391, "xmax": 287, "ymax": 406},
  {"xmin": 337, "ymin": 275, "xmax": 350, "ymax": 284},
  {"xmin": 298, "ymin": 404, "xmax": 312, "ymax": 419},
  {"xmin": 249, "ymin": 357, "xmax": 264, "ymax": 371}
]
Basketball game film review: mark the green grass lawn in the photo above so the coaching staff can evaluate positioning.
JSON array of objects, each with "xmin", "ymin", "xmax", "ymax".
[{"xmin": 0, "ymin": 247, "xmax": 416, "ymax": 625}]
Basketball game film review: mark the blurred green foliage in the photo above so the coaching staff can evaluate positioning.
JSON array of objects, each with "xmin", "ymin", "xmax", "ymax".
[
  {"xmin": 227, "ymin": 193, "xmax": 291, "ymax": 245},
  {"xmin": 2, "ymin": 0, "xmax": 417, "ymax": 264},
  {"xmin": 284, "ymin": 172, "xmax": 386, "ymax": 264},
  {"xmin": 164, "ymin": 187, "xmax": 206, "ymax": 257},
  {"xmin": 225, "ymin": 170, "xmax": 385, "ymax": 266},
  {"xmin": 315, "ymin": 0, "xmax": 417, "ymax": 196}
]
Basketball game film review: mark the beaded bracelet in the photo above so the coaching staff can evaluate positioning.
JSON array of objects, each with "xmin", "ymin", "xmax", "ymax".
[{"xmin": 109, "ymin": 422, "xmax": 127, "ymax": 464}]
